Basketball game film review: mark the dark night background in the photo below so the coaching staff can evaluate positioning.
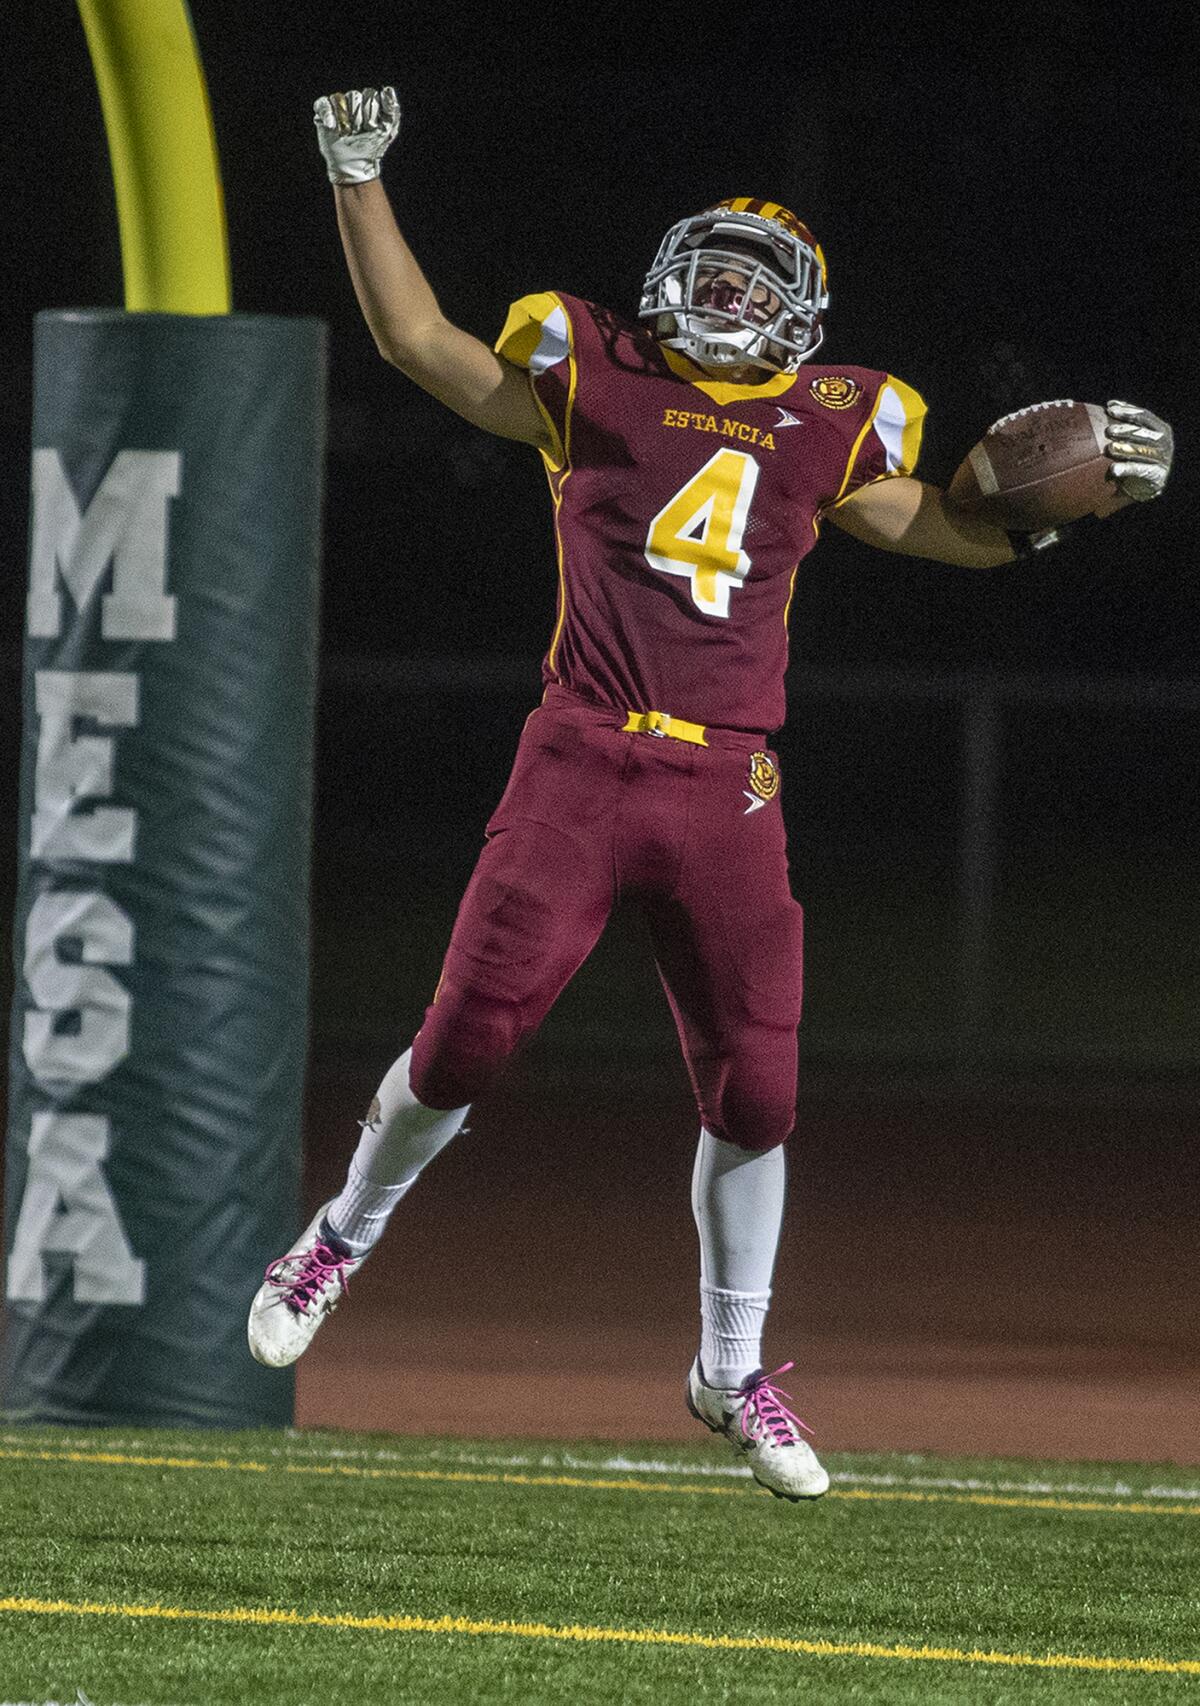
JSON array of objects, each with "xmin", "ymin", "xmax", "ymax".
[
  {"xmin": 6, "ymin": 5, "xmax": 1197, "ymax": 674},
  {"xmin": 0, "ymin": 3, "xmax": 1194, "ymax": 1187},
  {"xmin": 8, "ymin": 2, "xmax": 1196, "ymax": 1072},
  {"xmin": 0, "ymin": 1, "xmax": 1196, "ymax": 1454}
]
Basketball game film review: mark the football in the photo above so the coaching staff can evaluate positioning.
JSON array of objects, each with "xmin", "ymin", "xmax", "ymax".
[{"xmin": 946, "ymin": 399, "xmax": 1130, "ymax": 531}]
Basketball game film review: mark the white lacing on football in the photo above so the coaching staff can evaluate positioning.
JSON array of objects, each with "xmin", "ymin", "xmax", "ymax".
[{"xmin": 990, "ymin": 399, "xmax": 1076, "ymax": 431}]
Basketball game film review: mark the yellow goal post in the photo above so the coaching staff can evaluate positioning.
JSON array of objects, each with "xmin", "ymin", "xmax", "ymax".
[{"xmin": 77, "ymin": 0, "xmax": 230, "ymax": 313}]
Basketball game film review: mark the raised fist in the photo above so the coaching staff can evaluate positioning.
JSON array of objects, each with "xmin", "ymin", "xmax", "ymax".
[{"xmin": 313, "ymin": 86, "xmax": 400, "ymax": 185}]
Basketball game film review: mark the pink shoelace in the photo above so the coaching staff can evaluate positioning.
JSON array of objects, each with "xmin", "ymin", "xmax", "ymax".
[
  {"xmin": 737, "ymin": 1362, "xmax": 815, "ymax": 1448},
  {"xmin": 264, "ymin": 1244, "xmax": 351, "ymax": 1315}
]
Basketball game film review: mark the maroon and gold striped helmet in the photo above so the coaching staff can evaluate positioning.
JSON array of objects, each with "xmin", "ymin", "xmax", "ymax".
[{"xmin": 639, "ymin": 197, "xmax": 829, "ymax": 373}]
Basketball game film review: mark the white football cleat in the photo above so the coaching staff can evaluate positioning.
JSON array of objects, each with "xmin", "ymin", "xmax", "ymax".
[
  {"xmin": 687, "ymin": 1358, "xmax": 830, "ymax": 1501},
  {"xmin": 247, "ymin": 1203, "xmax": 365, "ymax": 1368}
]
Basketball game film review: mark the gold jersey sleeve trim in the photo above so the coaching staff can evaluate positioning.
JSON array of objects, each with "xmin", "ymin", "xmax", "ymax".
[
  {"xmin": 825, "ymin": 374, "xmax": 926, "ymax": 511},
  {"xmin": 493, "ymin": 294, "xmax": 578, "ymax": 664},
  {"xmin": 494, "ymin": 291, "xmax": 573, "ymax": 471},
  {"xmin": 872, "ymin": 376, "xmax": 926, "ymax": 476},
  {"xmin": 494, "ymin": 292, "xmax": 570, "ymax": 373},
  {"xmin": 533, "ymin": 300, "xmax": 577, "ymax": 675}
]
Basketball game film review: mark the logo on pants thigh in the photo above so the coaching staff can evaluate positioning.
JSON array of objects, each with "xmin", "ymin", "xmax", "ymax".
[{"xmin": 743, "ymin": 751, "xmax": 779, "ymax": 814}]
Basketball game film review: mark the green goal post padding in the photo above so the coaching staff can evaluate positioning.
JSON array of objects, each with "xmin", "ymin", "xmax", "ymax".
[{"xmin": 4, "ymin": 310, "xmax": 326, "ymax": 1425}]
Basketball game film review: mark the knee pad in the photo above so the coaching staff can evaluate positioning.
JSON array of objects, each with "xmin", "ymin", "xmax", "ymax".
[
  {"xmin": 710, "ymin": 1088, "xmax": 795, "ymax": 1153},
  {"xmin": 702, "ymin": 1028, "xmax": 798, "ymax": 1153},
  {"xmin": 408, "ymin": 976, "xmax": 524, "ymax": 1108}
]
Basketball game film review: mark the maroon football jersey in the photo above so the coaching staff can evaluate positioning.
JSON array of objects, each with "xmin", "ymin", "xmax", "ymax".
[{"xmin": 495, "ymin": 292, "xmax": 926, "ymax": 734}]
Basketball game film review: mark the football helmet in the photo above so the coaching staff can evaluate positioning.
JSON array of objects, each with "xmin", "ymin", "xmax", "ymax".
[{"xmin": 639, "ymin": 197, "xmax": 829, "ymax": 373}]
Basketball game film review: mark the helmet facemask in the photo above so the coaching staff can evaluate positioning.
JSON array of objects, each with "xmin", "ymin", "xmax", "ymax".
[{"xmin": 640, "ymin": 204, "xmax": 829, "ymax": 373}]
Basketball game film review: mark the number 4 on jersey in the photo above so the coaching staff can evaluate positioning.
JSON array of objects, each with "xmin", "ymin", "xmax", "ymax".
[{"xmin": 644, "ymin": 448, "xmax": 761, "ymax": 618}]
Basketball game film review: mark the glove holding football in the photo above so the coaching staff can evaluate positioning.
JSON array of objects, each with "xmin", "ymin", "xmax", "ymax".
[
  {"xmin": 313, "ymin": 86, "xmax": 400, "ymax": 185},
  {"xmin": 1105, "ymin": 400, "xmax": 1173, "ymax": 502}
]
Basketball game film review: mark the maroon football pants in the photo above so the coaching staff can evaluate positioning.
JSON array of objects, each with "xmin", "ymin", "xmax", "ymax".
[{"xmin": 409, "ymin": 686, "xmax": 804, "ymax": 1151}]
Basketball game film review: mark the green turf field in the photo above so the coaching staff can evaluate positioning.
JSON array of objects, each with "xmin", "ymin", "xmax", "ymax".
[{"xmin": 1, "ymin": 1425, "xmax": 1197, "ymax": 1704}]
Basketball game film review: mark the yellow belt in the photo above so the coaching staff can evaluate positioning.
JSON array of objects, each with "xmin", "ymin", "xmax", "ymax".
[{"xmin": 623, "ymin": 708, "xmax": 708, "ymax": 747}]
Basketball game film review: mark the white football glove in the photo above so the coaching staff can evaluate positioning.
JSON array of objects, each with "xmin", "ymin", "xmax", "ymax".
[
  {"xmin": 1105, "ymin": 400, "xmax": 1173, "ymax": 502},
  {"xmin": 313, "ymin": 86, "xmax": 400, "ymax": 185}
]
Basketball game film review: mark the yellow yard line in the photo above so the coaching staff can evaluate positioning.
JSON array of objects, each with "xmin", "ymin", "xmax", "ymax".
[
  {"xmin": 1, "ymin": 1596, "xmax": 1197, "ymax": 1678},
  {"xmin": 1, "ymin": 1445, "xmax": 1197, "ymax": 1519}
]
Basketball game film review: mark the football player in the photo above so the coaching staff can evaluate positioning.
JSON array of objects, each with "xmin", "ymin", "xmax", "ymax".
[{"xmin": 248, "ymin": 87, "xmax": 1173, "ymax": 1500}]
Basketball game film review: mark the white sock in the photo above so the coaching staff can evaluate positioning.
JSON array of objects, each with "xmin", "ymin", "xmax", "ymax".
[
  {"xmin": 325, "ymin": 1048, "xmax": 469, "ymax": 1256},
  {"xmin": 691, "ymin": 1126, "xmax": 786, "ymax": 1389},
  {"xmin": 698, "ymin": 1284, "xmax": 773, "ymax": 1391},
  {"xmin": 322, "ymin": 1161, "xmax": 413, "ymax": 1256}
]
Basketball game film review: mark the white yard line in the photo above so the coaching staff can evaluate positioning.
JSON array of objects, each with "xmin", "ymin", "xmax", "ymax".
[
  {"xmin": 385, "ymin": 1449, "xmax": 1200, "ymax": 1502},
  {"xmin": 5, "ymin": 1429, "xmax": 1198, "ymax": 1501}
]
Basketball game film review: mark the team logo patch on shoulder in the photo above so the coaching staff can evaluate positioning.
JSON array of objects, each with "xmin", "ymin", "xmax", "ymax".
[{"xmin": 810, "ymin": 375, "xmax": 862, "ymax": 411}]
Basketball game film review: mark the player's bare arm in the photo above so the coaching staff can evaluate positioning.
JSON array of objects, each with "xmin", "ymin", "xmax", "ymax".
[
  {"xmin": 827, "ymin": 398, "xmax": 1173, "ymax": 569},
  {"xmin": 825, "ymin": 475, "xmax": 1017, "ymax": 568},
  {"xmin": 315, "ymin": 88, "xmax": 552, "ymax": 453}
]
